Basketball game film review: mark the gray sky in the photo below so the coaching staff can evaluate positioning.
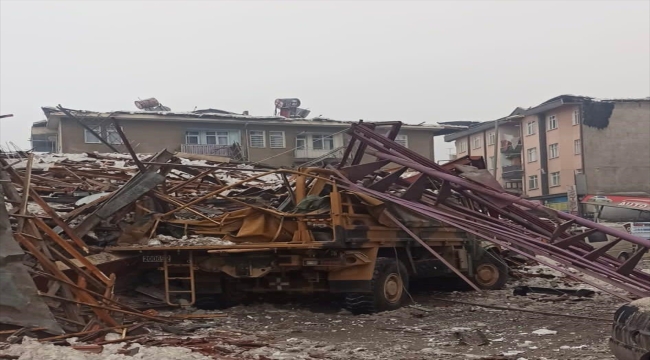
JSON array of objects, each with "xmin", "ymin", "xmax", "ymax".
[{"xmin": 1, "ymin": 1, "xmax": 649, "ymax": 160}]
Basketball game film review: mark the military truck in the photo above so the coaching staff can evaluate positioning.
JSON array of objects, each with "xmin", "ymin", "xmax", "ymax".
[{"xmin": 112, "ymin": 168, "xmax": 508, "ymax": 313}]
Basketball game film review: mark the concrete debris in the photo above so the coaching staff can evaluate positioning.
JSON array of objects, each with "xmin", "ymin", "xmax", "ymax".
[
  {"xmin": 1, "ymin": 120, "xmax": 648, "ymax": 360},
  {"xmin": 531, "ymin": 329, "xmax": 557, "ymax": 336}
]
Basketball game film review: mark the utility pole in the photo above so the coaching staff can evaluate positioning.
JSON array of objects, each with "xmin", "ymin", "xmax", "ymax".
[{"xmin": 492, "ymin": 119, "xmax": 499, "ymax": 177}]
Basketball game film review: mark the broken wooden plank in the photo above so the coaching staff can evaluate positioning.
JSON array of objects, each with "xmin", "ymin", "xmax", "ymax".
[
  {"xmin": 16, "ymin": 153, "xmax": 34, "ymax": 233},
  {"xmin": 32, "ymin": 217, "xmax": 111, "ymax": 284},
  {"xmin": 15, "ymin": 234, "xmax": 119, "ymax": 327}
]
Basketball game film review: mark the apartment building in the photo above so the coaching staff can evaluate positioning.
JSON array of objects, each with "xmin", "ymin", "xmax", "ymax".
[
  {"xmin": 444, "ymin": 108, "xmax": 526, "ymax": 194},
  {"xmin": 521, "ymin": 95, "xmax": 650, "ymax": 212},
  {"xmin": 32, "ymin": 101, "xmax": 463, "ymax": 168},
  {"xmin": 446, "ymin": 95, "xmax": 650, "ymax": 213}
]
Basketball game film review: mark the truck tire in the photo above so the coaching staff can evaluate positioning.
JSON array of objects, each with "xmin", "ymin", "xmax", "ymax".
[
  {"xmin": 473, "ymin": 253, "xmax": 508, "ymax": 290},
  {"xmin": 345, "ymin": 258, "xmax": 409, "ymax": 314},
  {"xmin": 610, "ymin": 298, "xmax": 650, "ymax": 360}
]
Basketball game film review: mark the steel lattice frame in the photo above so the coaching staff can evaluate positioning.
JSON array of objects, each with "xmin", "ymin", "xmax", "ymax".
[{"xmin": 330, "ymin": 121, "xmax": 650, "ymax": 300}]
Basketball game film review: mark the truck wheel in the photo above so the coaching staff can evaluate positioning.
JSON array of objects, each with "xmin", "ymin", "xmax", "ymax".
[
  {"xmin": 345, "ymin": 258, "xmax": 409, "ymax": 314},
  {"xmin": 473, "ymin": 253, "xmax": 508, "ymax": 290},
  {"xmin": 610, "ymin": 298, "xmax": 650, "ymax": 360}
]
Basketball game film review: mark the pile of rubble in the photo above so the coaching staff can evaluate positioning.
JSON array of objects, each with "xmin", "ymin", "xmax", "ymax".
[
  {"xmin": 0, "ymin": 149, "xmax": 284, "ymax": 341},
  {"xmin": 1, "ymin": 120, "xmax": 649, "ymax": 359}
]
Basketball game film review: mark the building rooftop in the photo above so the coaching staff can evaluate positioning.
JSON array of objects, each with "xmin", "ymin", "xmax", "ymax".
[
  {"xmin": 524, "ymin": 94, "xmax": 650, "ymax": 116},
  {"xmin": 443, "ymin": 107, "xmax": 525, "ymax": 142},
  {"xmin": 38, "ymin": 106, "xmax": 468, "ymax": 134},
  {"xmin": 443, "ymin": 95, "xmax": 650, "ymax": 142}
]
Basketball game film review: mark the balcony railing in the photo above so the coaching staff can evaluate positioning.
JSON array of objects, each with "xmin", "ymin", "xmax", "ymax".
[
  {"xmin": 180, "ymin": 144, "xmax": 242, "ymax": 160},
  {"xmin": 500, "ymin": 139, "xmax": 522, "ymax": 155},
  {"xmin": 295, "ymin": 147, "xmax": 344, "ymax": 159},
  {"xmin": 502, "ymin": 164, "xmax": 523, "ymax": 180}
]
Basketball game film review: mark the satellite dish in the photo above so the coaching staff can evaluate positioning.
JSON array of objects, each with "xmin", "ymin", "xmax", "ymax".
[{"xmin": 296, "ymin": 108, "xmax": 311, "ymax": 118}]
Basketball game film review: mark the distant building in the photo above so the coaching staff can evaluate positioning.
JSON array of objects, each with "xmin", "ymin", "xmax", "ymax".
[
  {"xmin": 30, "ymin": 120, "xmax": 57, "ymax": 153},
  {"xmin": 444, "ymin": 108, "xmax": 526, "ymax": 195},
  {"xmin": 33, "ymin": 100, "xmax": 464, "ymax": 168},
  {"xmin": 520, "ymin": 95, "xmax": 650, "ymax": 211},
  {"xmin": 446, "ymin": 95, "xmax": 650, "ymax": 213}
]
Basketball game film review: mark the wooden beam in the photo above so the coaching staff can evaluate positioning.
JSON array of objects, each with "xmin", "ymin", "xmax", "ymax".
[
  {"xmin": 111, "ymin": 118, "xmax": 146, "ymax": 172},
  {"xmin": 32, "ymin": 217, "xmax": 111, "ymax": 284},
  {"xmin": 16, "ymin": 234, "xmax": 119, "ymax": 327},
  {"xmin": 17, "ymin": 153, "xmax": 34, "ymax": 233}
]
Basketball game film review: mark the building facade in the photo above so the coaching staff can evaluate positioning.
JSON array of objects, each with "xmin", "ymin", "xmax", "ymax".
[
  {"xmin": 446, "ymin": 95, "xmax": 650, "ymax": 213},
  {"xmin": 444, "ymin": 108, "xmax": 525, "ymax": 194},
  {"xmin": 34, "ymin": 107, "xmax": 461, "ymax": 168},
  {"xmin": 521, "ymin": 95, "xmax": 650, "ymax": 212}
]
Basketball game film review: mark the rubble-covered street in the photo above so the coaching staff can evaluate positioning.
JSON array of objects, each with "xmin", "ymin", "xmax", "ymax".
[{"xmin": 0, "ymin": 273, "xmax": 630, "ymax": 360}]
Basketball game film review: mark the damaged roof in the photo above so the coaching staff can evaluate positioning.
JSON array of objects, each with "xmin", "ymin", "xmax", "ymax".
[
  {"xmin": 39, "ymin": 106, "xmax": 467, "ymax": 134},
  {"xmin": 443, "ymin": 95, "xmax": 650, "ymax": 142},
  {"xmin": 524, "ymin": 94, "xmax": 650, "ymax": 116}
]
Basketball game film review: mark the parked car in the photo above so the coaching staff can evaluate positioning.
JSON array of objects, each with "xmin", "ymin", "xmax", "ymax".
[{"xmin": 574, "ymin": 223, "xmax": 637, "ymax": 261}]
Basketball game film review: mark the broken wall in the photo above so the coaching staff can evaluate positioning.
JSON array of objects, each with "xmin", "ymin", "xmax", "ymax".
[{"xmin": 582, "ymin": 100, "xmax": 650, "ymax": 194}]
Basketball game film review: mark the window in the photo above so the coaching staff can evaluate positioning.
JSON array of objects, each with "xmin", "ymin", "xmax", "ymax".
[
  {"xmin": 105, "ymin": 125, "xmax": 123, "ymax": 145},
  {"xmin": 572, "ymin": 109, "xmax": 580, "ymax": 125},
  {"xmin": 186, "ymin": 130, "xmax": 235, "ymax": 145},
  {"xmin": 528, "ymin": 175, "xmax": 539, "ymax": 190},
  {"xmin": 549, "ymin": 143, "xmax": 559, "ymax": 159},
  {"xmin": 547, "ymin": 115, "xmax": 558, "ymax": 131},
  {"xmin": 550, "ymin": 171, "xmax": 561, "ymax": 187},
  {"xmin": 296, "ymin": 135, "xmax": 306, "ymax": 150},
  {"xmin": 472, "ymin": 136, "xmax": 481, "ymax": 149},
  {"xmin": 249, "ymin": 130, "xmax": 266, "ymax": 148},
  {"xmin": 205, "ymin": 131, "xmax": 229, "ymax": 145},
  {"xmin": 312, "ymin": 134, "xmax": 334, "ymax": 150},
  {"xmin": 526, "ymin": 121, "xmax": 536, "ymax": 136},
  {"xmin": 574, "ymin": 139, "xmax": 581, "ymax": 155},
  {"xmin": 395, "ymin": 134, "xmax": 408, "ymax": 148},
  {"xmin": 269, "ymin": 131, "xmax": 285, "ymax": 148},
  {"xmin": 84, "ymin": 125, "xmax": 102, "ymax": 144},
  {"xmin": 487, "ymin": 132, "xmax": 496, "ymax": 146},
  {"xmin": 459, "ymin": 141, "xmax": 467, "ymax": 153},
  {"xmin": 527, "ymin": 147, "xmax": 537, "ymax": 162},
  {"xmin": 488, "ymin": 156, "xmax": 495, "ymax": 170},
  {"xmin": 506, "ymin": 182, "xmax": 522, "ymax": 189},
  {"xmin": 185, "ymin": 131, "xmax": 200, "ymax": 145}
]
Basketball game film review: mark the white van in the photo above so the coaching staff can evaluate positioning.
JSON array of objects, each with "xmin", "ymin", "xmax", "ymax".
[{"xmin": 575, "ymin": 223, "xmax": 637, "ymax": 261}]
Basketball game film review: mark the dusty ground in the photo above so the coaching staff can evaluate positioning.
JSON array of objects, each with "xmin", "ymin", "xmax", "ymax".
[
  {"xmin": 204, "ymin": 288, "xmax": 622, "ymax": 360},
  {"xmin": 0, "ymin": 262, "xmax": 641, "ymax": 360}
]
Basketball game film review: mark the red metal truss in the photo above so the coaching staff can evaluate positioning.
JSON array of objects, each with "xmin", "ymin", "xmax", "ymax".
[{"xmin": 330, "ymin": 121, "xmax": 650, "ymax": 299}]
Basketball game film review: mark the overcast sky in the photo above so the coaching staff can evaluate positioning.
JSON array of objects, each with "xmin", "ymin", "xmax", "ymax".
[{"xmin": 1, "ymin": 1, "xmax": 649, "ymax": 160}]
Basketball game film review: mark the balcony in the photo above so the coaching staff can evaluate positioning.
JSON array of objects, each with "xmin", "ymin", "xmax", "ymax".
[
  {"xmin": 180, "ymin": 144, "xmax": 242, "ymax": 160},
  {"xmin": 502, "ymin": 165, "xmax": 523, "ymax": 180},
  {"xmin": 500, "ymin": 139, "xmax": 522, "ymax": 157},
  {"xmin": 294, "ymin": 146, "xmax": 344, "ymax": 160}
]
